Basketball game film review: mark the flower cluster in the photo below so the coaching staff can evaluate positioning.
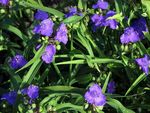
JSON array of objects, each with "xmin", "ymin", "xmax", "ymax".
[
  {"xmin": 120, "ymin": 17, "xmax": 148, "ymax": 44},
  {"xmin": 84, "ymin": 84, "xmax": 106, "ymax": 106},
  {"xmin": 33, "ymin": 10, "xmax": 68, "ymax": 64}
]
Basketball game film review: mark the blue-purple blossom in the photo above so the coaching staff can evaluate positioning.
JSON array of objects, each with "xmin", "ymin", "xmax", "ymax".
[
  {"xmin": 92, "ymin": 0, "xmax": 109, "ymax": 10},
  {"xmin": 120, "ymin": 17, "xmax": 148, "ymax": 44},
  {"xmin": 42, "ymin": 45, "xmax": 56, "ymax": 64},
  {"xmin": 1, "ymin": 91, "xmax": 17, "ymax": 105},
  {"xmin": 33, "ymin": 19, "xmax": 54, "ymax": 36},
  {"xmin": 107, "ymin": 81, "xmax": 116, "ymax": 94},
  {"xmin": 131, "ymin": 17, "xmax": 148, "ymax": 38},
  {"xmin": 21, "ymin": 85, "xmax": 39, "ymax": 100},
  {"xmin": 55, "ymin": 23, "xmax": 68, "ymax": 44},
  {"xmin": 9, "ymin": 55, "xmax": 27, "ymax": 69},
  {"xmin": 120, "ymin": 27, "xmax": 140, "ymax": 44},
  {"xmin": 103, "ymin": 11, "xmax": 119, "ymax": 29},
  {"xmin": 27, "ymin": 85, "xmax": 39, "ymax": 100},
  {"xmin": 0, "ymin": 0, "xmax": 9, "ymax": 5},
  {"xmin": 91, "ymin": 14, "xmax": 105, "ymax": 27},
  {"xmin": 34, "ymin": 10, "xmax": 49, "ymax": 21},
  {"xmin": 84, "ymin": 84, "xmax": 106, "ymax": 106},
  {"xmin": 135, "ymin": 54, "xmax": 150, "ymax": 75},
  {"xmin": 65, "ymin": 7, "xmax": 77, "ymax": 18}
]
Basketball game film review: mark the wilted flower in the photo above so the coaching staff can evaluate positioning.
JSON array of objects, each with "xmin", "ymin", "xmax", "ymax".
[
  {"xmin": 1, "ymin": 91, "xmax": 17, "ymax": 105},
  {"xmin": 107, "ymin": 81, "xmax": 116, "ymax": 94},
  {"xmin": 120, "ymin": 27, "xmax": 140, "ymax": 44},
  {"xmin": 84, "ymin": 84, "xmax": 106, "ymax": 106},
  {"xmin": 42, "ymin": 45, "xmax": 56, "ymax": 64},
  {"xmin": 33, "ymin": 19, "xmax": 54, "ymax": 36},
  {"xmin": 0, "ymin": 0, "xmax": 9, "ymax": 5},
  {"xmin": 34, "ymin": 10, "xmax": 48, "ymax": 20},
  {"xmin": 65, "ymin": 7, "xmax": 77, "ymax": 18},
  {"xmin": 135, "ymin": 54, "xmax": 150, "ymax": 75},
  {"xmin": 55, "ymin": 23, "xmax": 68, "ymax": 44},
  {"xmin": 92, "ymin": 0, "xmax": 109, "ymax": 10},
  {"xmin": 9, "ymin": 55, "xmax": 27, "ymax": 69}
]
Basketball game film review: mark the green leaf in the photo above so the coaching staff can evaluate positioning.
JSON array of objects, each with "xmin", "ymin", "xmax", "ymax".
[
  {"xmin": 20, "ymin": 59, "xmax": 42, "ymax": 88},
  {"xmin": 102, "ymin": 72, "xmax": 111, "ymax": 93},
  {"xmin": 55, "ymin": 103, "xmax": 86, "ymax": 113},
  {"xmin": 20, "ymin": 1, "xmax": 64, "ymax": 18},
  {"xmin": 1, "ymin": 24, "xmax": 28, "ymax": 42},
  {"xmin": 63, "ymin": 15, "xmax": 84, "ymax": 24},
  {"xmin": 125, "ymin": 73, "xmax": 146, "ymax": 96},
  {"xmin": 107, "ymin": 97, "xmax": 135, "ymax": 113},
  {"xmin": 136, "ymin": 42, "xmax": 148, "ymax": 55},
  {"xmin": 41, "ymin": 86, "xmax": 85, "ymax": 95},
  {"xmin": 56, "ymin": 58, "xmax": 123, "ymax": 65},
  {"xmin": 141, "ymin": 0, "xmax": 150, "ymax": 19},
  {"xmin": 144, "ymin": 32, "xmax": 150, "ymax": 42}
]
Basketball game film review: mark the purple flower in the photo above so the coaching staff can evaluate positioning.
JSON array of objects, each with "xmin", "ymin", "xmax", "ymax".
[
  {"xmin": 103, "ymin": 11, "xmax": 118, "ymax": 29},
  {"xmin": 135, "ymin": 54, "xmax": 150, "ymax": 75},
  {"xmin": 42, "ymin": 45, "xmax": 56, "ymax": 64},
  {"xmin": 120, "ymin": 17, "xmax": 148, "ymax": 44},
  {"xmin": 1, "ymin": 91, "xmax": 17, "ymax": 105},
  {"xmin": 91, "ymin": 14, "xmax": 105, "ymax": 27},
  {"xmin": 84, "ymin": 84, "xmax": 106, "ymax": 106},
  {"xmin": 33, "ymin": 19, "xmax": 54, "ymax": 36},
  {"xmin": 120, "ymin": 27, "xmax": 140, "ymax": 44},
  {"xmin": 65, "ymin": 7, "xmax": 77, "ymax": 18},
  {"xmin": 34, "ymin": 10, "xmax": 49, "ymax": 21},
  {"xmin": 55, "ymin": 23, "xmax": 68, "ymax": 44},
  {"xmin": 131, "ymin": 17, "xmax": 148, "ymax": 38},
  {"xmin": 21, "ymin": 85, "xmax": 39, "ymax": 100},
  {"xmin": 9, "ymin": 55, "xmax": 27, "ymax": 69},
  {"xmin": 27, "ymin": 85, "xmax": 39, "ymax": 100},
  {"xmin": 0, "ymin": 0, "xmax": 9, "ymax": 5},
  {"xmin": 92, "ymin": 0, "xmax": 109, "ymax": 10},
  {"xmin": 107, "ymin": 81, "xmax": 116, "ymax": 94}
]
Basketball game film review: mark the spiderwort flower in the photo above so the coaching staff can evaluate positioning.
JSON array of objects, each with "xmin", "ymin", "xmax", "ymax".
[
  {"xmin": 91, "ymin": 14, "xmax": 105, "ymax": 27},
  {"xmin": 84, "ymin": 84, "xmax": 106, "ymax": 106},
  {"xmin": 65, "ymin": 7, "xmax": 77, "ymax": 18},
  {"xmin": 135, "ymin": 54, "xmax": 150, "ymax": 75},
  {"xmin": 104, "ymin": 11, "xmax": 119, "ymax": 29},
  {"xmin": 92, "ymin": 0, "xmax": 109, "ymax": 10},
  {"xmin": 42, "ymin": 45, "xmax": 56, "ymax": 64},
  {"xmin": 0, "ymin": 0, "xmax": 9, "ymax": 5},
  {"xmin": 55, "ymin": 23, "xmax": 68, "ymax": 44},
  {"xmin": 9, "ymin": 55, "xmax": 27, "ymax": 69},
  {"xmin": 34, "ymin": 10, "xmax": 49, "ymax": 21},
  {"xmin": 120, "ymin": 27, "xmax": 140, "ymax": 44},
  {"xmin": 1, "ymin": 91, "xmax": 17, "ymax": 105},
  {"xmin": 21, "ymin": 85, "xmax": 39, "ymax": 99},
  {"xmin": 33, "ymin": 19, "xmax": 54, "ymax": 36},
  {"xmin": 107, "ymin": 81, "xmax": 116, "ymax": 94},
  {"xmin": 131, "ymin": 17, "xmax": 148, "ymax": 38}
]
